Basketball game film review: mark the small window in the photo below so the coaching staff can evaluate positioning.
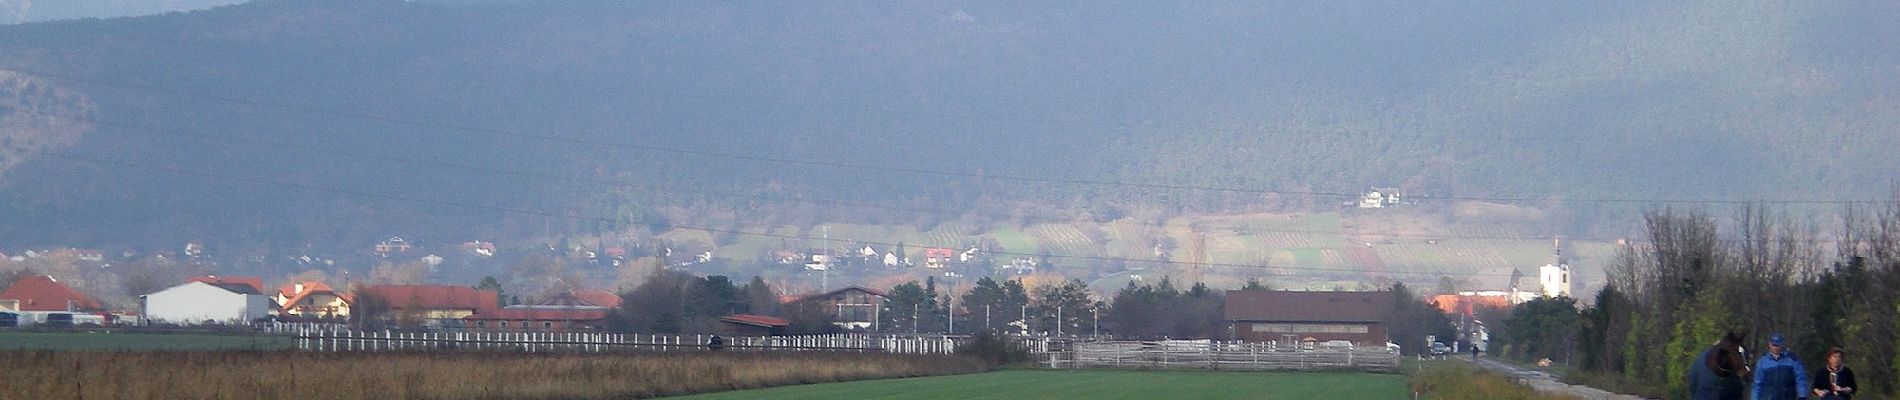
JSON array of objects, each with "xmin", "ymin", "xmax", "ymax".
[
  {"xmin": 476, "ymin": 321, "xmax": 486, "ymax": 327},
  {"xmin": 500, "ymin": 321, "xmax": 508, "ymax": 328},
  {"xmin": 543, "ymin": 321, "xmax": 553, "ymax": 329}
]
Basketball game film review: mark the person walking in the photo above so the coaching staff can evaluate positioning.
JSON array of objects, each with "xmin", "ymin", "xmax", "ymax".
[
  {"xmin": 1689, "ymin": 331, "xmax": 1747, "ymax": 400},
  {"xmin": 1753, "ymin": 334, "xmax": 1811, "ymax": 400},
  {"xmin": 1811, "ymin": 348, "xmax": 1856, "ymax": 400}
]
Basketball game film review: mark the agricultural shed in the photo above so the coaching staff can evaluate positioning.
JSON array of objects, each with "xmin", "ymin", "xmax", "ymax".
[
  {"xmin": 719, "ymin": 314, "xmax": 789, "ymax": 337},
  {"xmin": 787, "ymin": 286, "xmax": 886, "ymax": 330},
  {"xmin": 1224, "ymin": 290, "xmax": 1391, "ymax": 345},
  {"xmin": 144, "ymin": 281, "xmax": 273, "ymax": 324}
]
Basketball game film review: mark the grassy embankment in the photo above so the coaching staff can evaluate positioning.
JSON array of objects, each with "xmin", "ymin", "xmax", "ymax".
[
  {"xmin": 0, "ymin": 351, "xmax": 987, "ymax": 400},
  {"xmin": 1407, "ymin": 360, "xmax": 1579, "ymax": 400}
]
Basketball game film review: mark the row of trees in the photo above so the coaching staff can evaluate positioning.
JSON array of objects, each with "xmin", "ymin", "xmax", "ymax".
[
  {"xmin": 1490, "ymin": 202, "xmax": 1900, "ymax": 399},
  {"xmin": 602, "ymin": 271, "xmax": 834, "ymax": 335}
]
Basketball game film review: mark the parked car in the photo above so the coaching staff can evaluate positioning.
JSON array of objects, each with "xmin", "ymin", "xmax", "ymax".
[
  {"xmin": 41, "ymin": 312, "xmax": 74, "ymax": 327},
  {"xmin": 1429, "ymin": 341, "xmax": 1453, "ymax": 357}
]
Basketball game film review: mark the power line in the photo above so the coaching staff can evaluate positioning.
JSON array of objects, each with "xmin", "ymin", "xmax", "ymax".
[
  {"xmin": 34, "ymin": 150, "xmax": 1527, "ymax": 278},
  {"xmin": 2, "ymin": 65, "xmax": 1878, "ymax": 206}
]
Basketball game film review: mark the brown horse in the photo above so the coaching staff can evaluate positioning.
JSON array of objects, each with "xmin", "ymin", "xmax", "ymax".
[{"xmin": 1698, "ymin": 331, "xmax": 1752, "ymax": 400}]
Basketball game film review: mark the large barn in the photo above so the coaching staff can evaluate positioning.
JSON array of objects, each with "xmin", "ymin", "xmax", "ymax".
[
  {"xmin": 1224, "ymin": 290, "xmax": 1392, "ymax": 345},
  {"xmin": 144, "ymin": 281, "xmax": 272, "ymax": 325}
]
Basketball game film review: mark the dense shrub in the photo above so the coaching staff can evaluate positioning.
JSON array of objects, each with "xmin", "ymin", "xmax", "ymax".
[{"xmin": 955, "ymin": 330, "xmax": 1032, "ymax": 367}]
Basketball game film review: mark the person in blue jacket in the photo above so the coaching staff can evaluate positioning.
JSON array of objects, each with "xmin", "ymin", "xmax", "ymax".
[{"xmin": 1753, "ymin": 333, "xmax": 1810, "ymax": 400}]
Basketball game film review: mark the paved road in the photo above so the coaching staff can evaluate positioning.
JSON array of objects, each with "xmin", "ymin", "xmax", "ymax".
[{"xmin": 1465, "ymin": 357, "xmax": 1651, "ymax": 400}]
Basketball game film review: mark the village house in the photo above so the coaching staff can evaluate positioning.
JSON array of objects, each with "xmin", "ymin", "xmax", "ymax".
[
  {"xmin": 375, "ymin": 236, "xmax": 412, "ymax": 257},
  {"xmin": 923, "ymin": 248, "xmax": 953, "ymax": 268},
  {"xmin": 460, "ymin": 240, "xmax": 497, "ymax": 258},
  {"xmin": 786, "ymin": 286, "xmax": 887, "ymax": 331},
  {"xmin": 144, "ymin": 280, "xmax": 272, "ymax": 325},
  {"xmin": 362, "ymin": 284, "xmax": 498, "ymax": 327},
  {"xmin": 275, "ymin": 281, "xmax": 352, "ymax": 319},
  {"xmin": 0, "ymin": 275, "xmax": 103, "ymax": 312},
  {"xmin": 1358, "ymin": 187, "xmax": 1401, "ymax": 208},
  {"xmin": 1225, "ymin": 290, "xmax": 1392, "ymax": 346}
]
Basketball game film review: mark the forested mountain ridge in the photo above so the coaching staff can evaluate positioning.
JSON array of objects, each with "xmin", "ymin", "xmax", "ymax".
[{"xmin": 0, "ymin": 0, "xmax": 1894, "ymax": 251}]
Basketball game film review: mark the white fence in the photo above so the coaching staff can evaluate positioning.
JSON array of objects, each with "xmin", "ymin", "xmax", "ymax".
[
  {"xmin": 292, "ymin": 328, "xmax": 1067, "ymax": 356},
  {"xmin": 1056, "ymin": 340, "xmax": 1400, "ymax": 372}
]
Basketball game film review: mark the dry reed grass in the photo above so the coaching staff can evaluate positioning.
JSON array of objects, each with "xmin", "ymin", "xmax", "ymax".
[
  {"xmin": 1409, "ymin": 362, "xmax": 1577, "ymax": 400},
  {"xmin": 0, "ymin": 350, "xmax": 988, "ymax": 400}
]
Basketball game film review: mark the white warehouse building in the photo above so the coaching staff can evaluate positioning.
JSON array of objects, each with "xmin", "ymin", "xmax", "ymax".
[{"xmin": 144, "ymin": 281, "xmax": 273, "ymax": 325}]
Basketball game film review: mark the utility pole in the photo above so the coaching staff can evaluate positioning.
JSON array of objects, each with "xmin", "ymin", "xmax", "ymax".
[
  {"xmin": 912, "ymin": 303, "xmax": 919, "ymax": 334},
  {"xmin": 820, "ymin": 226, "xmax": 830, "ymax": 292},
  {"xmin": 947, "ymin": 293, "xmax": 955, "ymax": 334},
  {"xmin": 985, "ymin": 304, "xmax": 992, "ymax": 331},
  {"xmin": 1020, "ymin": 305, "xmax": 1028, "ymax": 335},
  {"xmin": 1056, "ymin": 306, "xmax": 1063, "ymax": 336}
]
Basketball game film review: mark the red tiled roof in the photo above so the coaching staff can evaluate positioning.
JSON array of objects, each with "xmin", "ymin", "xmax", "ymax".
[
  {"xmin": 924, "ymin": 248, "xmax": 954, "ymax": 257},
  {"xmin": 364, "ymin": 285, "xmax": 498, "ymax": 313},
  {"xmin": 1224, "ymin": 290, "xmax": 1391, "ymax": 323},
  {"xmin": 466, "ymin": 306, "xmax": 609, "ymax": 321},
  {"xmin": 187, "ymin": 276, "xmax": 265, "ymax": 294},
  {"xmin": 720, "ymin": 314, "xmax": 789, "ymax": 327},
  {"xmin": 0, "ymin": 276, "xmax": 103, "ymax": 311},
  {"xmin": 277, "ymin": 281, "xmax": 336, "ymax": 298},
  {"xmin": 1432, "ymin": 294, "xmax": 1513, "ymax": 316},
  {"xmin": 277, "ymin": 281, "xmax": 347, "ymax": 310}
]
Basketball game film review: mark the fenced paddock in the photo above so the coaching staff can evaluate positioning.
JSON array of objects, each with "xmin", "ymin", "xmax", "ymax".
[{"xmin": 1056, "ymin": 340, "xmax": 1400, "ymax": 372}]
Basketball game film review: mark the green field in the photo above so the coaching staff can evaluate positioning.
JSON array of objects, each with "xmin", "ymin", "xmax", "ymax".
[
  {"xmin": 0, "ymin": 331, "xmax": 293, "ymax": 351},
  {"xmin": 668, "ymin": 369, "xmax": 1407, "ymax": 400}
]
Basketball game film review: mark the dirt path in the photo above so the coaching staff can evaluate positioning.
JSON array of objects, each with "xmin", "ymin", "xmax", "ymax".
[{"xmin": 1465, "ymin": 357, "xmax": 1651, "ymax": 400}]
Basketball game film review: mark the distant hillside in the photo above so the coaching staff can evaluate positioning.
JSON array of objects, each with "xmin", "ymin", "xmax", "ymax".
[
  {"xmin": 0, "ymin": 0, "xmax": 247, "ymax": 24},
  {"xmin": 0, "ymin": 0, "xmax": 1894, "ymax": 251}
]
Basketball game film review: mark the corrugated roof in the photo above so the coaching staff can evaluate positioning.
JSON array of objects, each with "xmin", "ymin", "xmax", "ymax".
[
  {"xmin": 790, "ymin": 285, "xmax": 888, "ymax": 304},
  {"xmin": 186, "ymin": 276, "xmax": 265, "ymax": 295},
  {"xmin": 720, "ymin": 314, "xmax": 789, "ymax": 327},
  {"xmin": 1223, "ymin": 290, "xmax": 1391, "ymax": 323},
  {"xmin": 569, "ymin": 290, "xmax": 621, "ymax": 308},
  {"xmin": 203, "ymin": 282, "xmax": 264, "ymax": 295}
]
